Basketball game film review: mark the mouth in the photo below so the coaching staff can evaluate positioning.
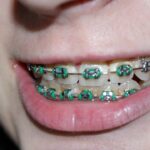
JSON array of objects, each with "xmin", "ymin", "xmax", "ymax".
[{"xmin": 14, "ymin": 56, "xmax": 150, "ymax": 132}]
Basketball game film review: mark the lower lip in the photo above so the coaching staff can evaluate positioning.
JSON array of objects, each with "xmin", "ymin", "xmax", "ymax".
[{"xmin": 15, "ymin": 64, "xmax": 150, "ymax": 132}]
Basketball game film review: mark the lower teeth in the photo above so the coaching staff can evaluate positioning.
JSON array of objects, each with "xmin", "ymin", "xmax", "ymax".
[{"xmin": 35, "ymin": 84, "xmax": 138, "ymax": 102}]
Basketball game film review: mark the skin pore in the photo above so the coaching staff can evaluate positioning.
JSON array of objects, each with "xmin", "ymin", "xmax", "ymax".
[{"xmin": 0, "ymin": 0, "xmax": 150, "ymax": 149}]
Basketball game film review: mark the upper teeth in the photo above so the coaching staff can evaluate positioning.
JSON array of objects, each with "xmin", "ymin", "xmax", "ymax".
[{"xmin": 28, "ymin": 58, "xmax": 150, "ymax": 85}]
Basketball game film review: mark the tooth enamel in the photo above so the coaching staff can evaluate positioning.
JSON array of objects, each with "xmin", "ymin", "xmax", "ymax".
[
  {"xmin": 79, "ymin": 86, "xmax": 102, "ymax": 97},
  {"xmin": 54, "ymin": 65, "xmax": 79, "ymax": 85},
  {"xmin": 134, "ymin": 70, "xmax": 150, "ymax": 81},
  {"xmin": 43, "ymin": 80, "xmax": 61, "ymax": 95},
  {"xmin": 119, "ymin": 80, "xmax": 141, "ymax": 94},
  {"xmin": 30, "ymin": 57, "xmax": 150, "ymax": 101},
  {"xmin": 109, "ymin": 61, "xmax": 134, "ymax": 83},
  {"xmin": 43, "ymin": 72, "xmax": 54, "ymax": 81},
  {"xmin": 79, "ymin": 64, "xmax": 108, "ymax": 86},
  {"xmin": 142, "ymin": 80, "xmax": 150, "ymax": 88},
  {"xmin": 134, "ymin": 58, "xmax": 150, "ymax": 81},
  {"xmin": 99, "ymin": 81, "xmax": 121, "ymax": 96}
]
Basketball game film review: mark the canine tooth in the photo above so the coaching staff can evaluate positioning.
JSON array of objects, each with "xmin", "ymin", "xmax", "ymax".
[
  {"xmin": 55, "ymin": 65, "xmax": 79, "ymax": 85},
  {"xmin": 79, "ymin": 64, "xmax": 108, "ymax": 86},
  {"xmin": 109, "ymin": 61, "xmax": 134, "ymax": 83},
  {"xmin": 119, "ymin": 80, "xmax": 141, "ymax": 94}
]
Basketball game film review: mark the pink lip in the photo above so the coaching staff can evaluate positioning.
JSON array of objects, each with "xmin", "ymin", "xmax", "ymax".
[{"xmin": 14, "ymin": 63, "xmax": 150, "ymax": 132}]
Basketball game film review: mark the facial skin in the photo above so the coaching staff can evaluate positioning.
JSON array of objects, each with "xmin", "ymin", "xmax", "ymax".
[{"xmin": 1, "ymin": 0, "xmax": 150, "ymax": 149}]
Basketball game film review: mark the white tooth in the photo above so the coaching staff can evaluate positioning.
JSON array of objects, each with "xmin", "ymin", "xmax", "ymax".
[
  {"xmin": 130, "ymin": 58, "xmax": 141, "ymax": 68},
  {"xmin": 142, "ymin": 80, "xmax": 150, "ymax": 88},
  {"xmin": 79, "ymin": 64, "xmax": 109, "ymax": 86},
  {"xmin": 43, "ymin": 80, "xmax": 61, "ymax": 94},
  {"xmin": 119, "ymin": 80, "xmax": 141, "ymax": 93},
  {"xmin": 60, "ymin": 83, "xmax": 80, "ymax": 96},
  {"xmin": 134, "ymin": 70, "xmax": 150, "ymax": 81},
  {"xmin": 99, "ymin": 81, "xmax": 121, "ymax": 96},
  {"xmin": 55, "ymin": 65, "xmax": 79, "ymax": 85},
  {"xmin": 79, "ymin": 86, "xmax": 102, "ymax": 97},
  {"xmin": 43, "ymin": 72, "xmax": 54, "ymax": 81},
  {"xmin": 134, "ymin": 58, "xmax": 150, "ymax": 81},
  {"xmin": 109, "ymin": 60, "xmax": 134, "ymax": 83}
]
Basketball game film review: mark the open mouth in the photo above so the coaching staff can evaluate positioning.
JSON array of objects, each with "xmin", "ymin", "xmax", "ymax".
[
  {"xmin": 14, "ymin": 56, "xmax": 150, "ymax": 132},
  {"xmin": 27, "ymin": 57, "xmax": 150, "ymax": 101}
]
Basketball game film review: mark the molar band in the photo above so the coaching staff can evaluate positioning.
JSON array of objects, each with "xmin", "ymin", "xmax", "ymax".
[{"xmin": 60, "ymin": 89, "xmax": 75, "ymax": 101}]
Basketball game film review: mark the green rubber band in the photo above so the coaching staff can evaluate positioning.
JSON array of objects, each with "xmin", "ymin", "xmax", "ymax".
[
  {"xmin": 78, "ymin": 90, "xmax": 93, "ymax": 101},
  {"xmin": 116, "ymin": 64, "xmax": 133, "ymax": 77},
  {"xmin": 82, "ymin": 67, "xmax": 102, "ymax": 79},
  {"xmin": 60, "ymin": 89, "xmax": 74, "ymax": 101},
  {"xmin": 123, "ymin": 89, "xmax": 137, "ymax": 97},
  {"xmin": 52, "ymin": 66, "xmax": 68, "ymax": 79}
]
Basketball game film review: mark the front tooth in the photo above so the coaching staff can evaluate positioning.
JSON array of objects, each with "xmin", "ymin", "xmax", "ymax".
[
  {"xmin": 79, "ymin": 64, "xmax": 109, "ymax": 86},
  {"xmin": 119, "ymin": 80, "xmax": 141, "ymax": 95},
  {"xmin": 134, "ymin": 58, "xmax": 150, "ymax": 81},
  {"xmin": 53, "ymin": 65, "xmax": 79, "ymax": 85},
  {"xmin": 109, "ymin": 60, "xmax": 134, "ymax": 84}
]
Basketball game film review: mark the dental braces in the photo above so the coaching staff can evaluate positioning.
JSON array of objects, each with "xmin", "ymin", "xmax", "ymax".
[
  {"xmin": 27, "ymin": 58, "xmax": 150, "ymax": 79},
  {"xmin": 36, "ymin": 84, "xmax": 138, "ymax": 102}
]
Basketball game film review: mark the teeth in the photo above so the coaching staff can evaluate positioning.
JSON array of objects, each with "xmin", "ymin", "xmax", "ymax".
[
  {"xmin": 135, "ymin": 70, "xmax": 150, "ymax": 81},
  {"xmin": 109, "ymin": 60, "xmax": 134, "ymax": 84},
  {"xmin": 99, "ymin": 81, "xmax": 121, "ymax": 96},
  {"xmin": 142, "ymin": 80, "xmax": 150, "ymax": 88},
  {"xmin": 53, "ymin": 65, "xmax": 79, "ymax": 85},
  {"xmin": 134, "ymin": 58, "xmax": 150, "ymax": 81},
  {"xmin": 42, "ymin": 80, "xmax": 61, "ymax": 95},
  {"xmin": 119, "ymin": 80, "xmax": 141, "ymax": 94},
  {"xmin": 43, "ymin": 72, "xmax": 54, "ymax": 81},
  {"xmin": 79, "ymin": 64, "xmax": 109, "ymax": 86},
  {"xmin": 28, "ymin": 57, "xmax": 150, "ymax": 101},
  {"xmin": 79, "ymin": 86, "xmax": 102, "ymax": 98}
]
